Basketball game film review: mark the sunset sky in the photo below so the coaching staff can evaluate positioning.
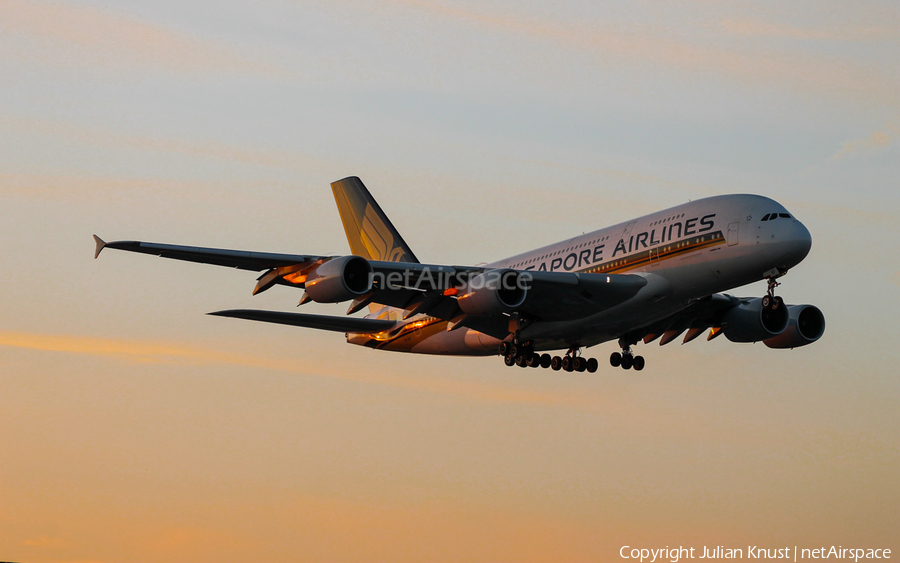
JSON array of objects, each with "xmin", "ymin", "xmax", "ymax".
[{"xmin": 1, "ymin": 1, "xmax": 898, "ymax": 561}]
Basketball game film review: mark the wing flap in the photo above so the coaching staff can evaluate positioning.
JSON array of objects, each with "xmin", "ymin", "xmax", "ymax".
[{"xmin": 521, "ymin": 272, "xmax": 648, "ymax": 321}]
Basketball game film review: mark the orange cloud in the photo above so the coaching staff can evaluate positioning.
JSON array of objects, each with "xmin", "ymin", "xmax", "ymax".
[
  {"xmin": 380, "ymin": 0, "xmax": 898, "ymax": 104},
  {"xmin": 0, "ymin": 329, "xmax": 596, "ymax": 409},
  {"xmin": 0, "ymin": 114, "xmax": 326, "ymax": 173},
  {"xmin": 0, "ymin": 329, "xmax": 828, "ymax": 450},
  {"xmin": 830, "ymin": 123, "xmax": 900, "ymax": 159},
  {"xmin": 782, "ymin": 197, "xmax": 900, "ymax": 228},
  {"xmin": 0, "ymin": 0, "xmax": 274, "ymax": 75},
  {"xmin": 721, "ymin": 17, "xmax": 896, "ymax": 41}
]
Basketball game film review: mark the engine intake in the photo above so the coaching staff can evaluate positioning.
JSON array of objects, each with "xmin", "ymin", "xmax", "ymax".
[
  {"xmin": 722, "ymin": 297, "xmax": 789, "ymax": 343},
  {"xmin": 457, "ymin": 269, "xmax": 529, "ymax": 316},
  {"xmin": 764, "ymin": 305, "xmax": 826, "ymax": 349},
  {"xmin": 304, "ymin": 255, "xmax": 373, "ymax": 303}
]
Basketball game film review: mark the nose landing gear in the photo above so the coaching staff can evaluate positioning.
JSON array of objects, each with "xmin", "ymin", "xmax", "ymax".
[{"xmin": 762, "ymin": 278, "xmax": 785, "ymax": 311}]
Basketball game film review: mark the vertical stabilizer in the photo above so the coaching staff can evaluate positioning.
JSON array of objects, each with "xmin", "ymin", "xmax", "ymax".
[
  {"xmin": 331, "ymin": 177, "xmax": 419, "ymax": 317},
  {"xmin": 331, "ymin": 177, "xmax": 419, "ymax": 264}
]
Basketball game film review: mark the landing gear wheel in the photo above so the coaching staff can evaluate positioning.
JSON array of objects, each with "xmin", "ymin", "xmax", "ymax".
[
  {"xmin": 561, "ymin": 356, "xmax": 573, "ymax": 372},
  {"xmin": 499, "ymin": 342, "xmax": 511, "ymax": 356},
  {"xmin": 610, "ymin": 352, "xmax": 622, "ymax": 367},
  {"xmin": 586, "ymin": 358, "xmax": 598, "ymax": 373},
  {"xmin": 526, "ymin": 353, "xmax": 540, "ymax": 368},
  {"xmin": 515, "ymin": 354, "xmax": 528, "ymax": 367},
  {"xmin": 632, "ymin": 356, "xmax": 645, "ymax": 371},
  {"xmin": 620, "ymin": 354, "xmax": 633, "ymax": 370},
  {"xmin": 551, "ymin": 356, "xmax": 562, "ymax": 371},
  {"xmin": 504, "ymin": 354, "xmax": 515, "ymax": 366},
  {"xmin": 764, "ymin": 277, "xmax": 782, "ymax": 310},
  {"xmin": 573, "ymin": 357, "xmax": 586, "ymax": 372},
  {"xmin": 509, "ymin": 344, "xmax": 519, "ymax": 358},
  {"xmin": 540, "ymin": 354, "xmax": 552, "ymax": 369}
]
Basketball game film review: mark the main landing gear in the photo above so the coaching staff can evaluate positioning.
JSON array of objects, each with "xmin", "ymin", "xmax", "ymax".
[
  {"xmin": 499, "ymin": 342, "xmax": 598, "ymax": 373},
  {"xmin": 609, "ymin": 338, "xmax": 645, "ymax": 371}
]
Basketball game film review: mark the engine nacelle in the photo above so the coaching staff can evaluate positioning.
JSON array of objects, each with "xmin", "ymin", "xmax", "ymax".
[
  {"xmin": 764, "ymin": 305, "xmax": 826, "ymax": 349},
  {"xmin": 722, "ymin": 297, "xmax": 789, "ymax": 343},
  {"xmin": 304, "ymin": 255, "xmax": 373, "ymax": 303},
  {"xmin": 456, "ymin": 269, "xmax": 528, "ymax": 316}
]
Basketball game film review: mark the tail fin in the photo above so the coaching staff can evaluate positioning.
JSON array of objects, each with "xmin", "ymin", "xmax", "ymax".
[{"xmin": 331, "ymin": 177, "xmax": 419, "ymax": 264}]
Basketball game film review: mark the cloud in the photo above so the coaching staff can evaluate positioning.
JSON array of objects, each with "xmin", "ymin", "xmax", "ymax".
[
  {"xmin": 0, "ymin": 0, "xmax": 275, "ymax": 75},
  {"xmin": 783, "ymin": 198, "xmax": 900, "ymax": 228},
  {"xmin": 0, "ymin": 330, "xmax": 595, "ymax": 408},
  {"xmin": 0, "ymin": 329, "xmax": 829, "ymax": 449},
  {"xmin": 23, "ymin": 535, "xmax": 62, "ymax": 546},
  {"xmin": 721, "ymin": 17, "xmax": 895, "ymax": 41},
  {"xmin": 0, "ymin": 114, "xmax": 326, "ymax": 174},
  {"xmin": 377, "ymin": 0, "xmax": 898, "ymax": 104},
  {"xmin": 830, "ymin": 124, "xmax": 900, "ymax": 160},
  {"xmin": 0, "ymin": 173, "xmax": 209, "ymax": 201}
]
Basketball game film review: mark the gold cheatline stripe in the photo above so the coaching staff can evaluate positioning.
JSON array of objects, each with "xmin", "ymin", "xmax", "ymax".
[{"xmin": 579, "ymin": 231, "xmax": 725, "ymax": 275}]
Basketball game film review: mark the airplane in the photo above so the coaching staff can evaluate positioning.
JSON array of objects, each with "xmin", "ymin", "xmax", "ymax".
[{"xmin": 93, "ymin": 176, "xmax": 825, "ymax": 372}]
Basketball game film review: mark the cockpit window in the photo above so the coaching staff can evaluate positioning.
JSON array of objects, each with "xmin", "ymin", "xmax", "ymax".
[
  {"xmin": 762, "ymin": 214, "xmax": 771, "ymax": 221},
  {"xmin": 779, "ymin": 213, "xmax": 791, "ymax": 218}
]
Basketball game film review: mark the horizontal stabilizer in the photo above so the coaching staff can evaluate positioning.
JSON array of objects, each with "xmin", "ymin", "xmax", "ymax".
[{"xmin": 208, "ymin": 309, "xmax": 397, "ymax": 333}]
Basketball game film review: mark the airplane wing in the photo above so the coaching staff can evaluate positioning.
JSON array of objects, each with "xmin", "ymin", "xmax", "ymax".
[
  {"xmin": 93, "ymin": 235, "xmax": 322, "ymax": 271},
  {"xmin": 94, "ymin": 235, "xmax": 650, "ymax": 338},
  {"xmin": 208, "ymin": 309, "xmax": 397, "ymax": 333},
  {"xmin": 617, "ymin": 293, "xmax": 766, "ymax": 346}
]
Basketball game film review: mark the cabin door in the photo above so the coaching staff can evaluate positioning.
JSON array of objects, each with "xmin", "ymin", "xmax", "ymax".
[{"xmin": 727, "ymin": 222, "xmax": 739, "ymax": 246}]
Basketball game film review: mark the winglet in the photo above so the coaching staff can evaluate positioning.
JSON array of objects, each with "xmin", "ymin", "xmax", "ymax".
[{"xmin": 93, "ymin": 235, "xmax": 106, "ymax": 259}]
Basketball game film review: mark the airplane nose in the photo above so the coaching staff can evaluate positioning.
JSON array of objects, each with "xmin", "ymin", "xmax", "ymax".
[{"xmin": 785, "ymin": 220, "xmax": 812, "ymax": 266}]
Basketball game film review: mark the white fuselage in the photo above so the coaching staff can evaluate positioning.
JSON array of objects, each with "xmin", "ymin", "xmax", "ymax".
[{"xmin": 349, "ymin": 194, "xmax": 812, "ymax": 355}]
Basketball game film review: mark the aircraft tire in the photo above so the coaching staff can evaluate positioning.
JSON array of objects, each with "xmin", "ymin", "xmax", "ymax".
[
  {"xmin": 526, "ymin": 353, "xmax": 540, "ymax": 367},
  {"xmin": 586, "ymin": 358, "xmax": 598, "ymax": 373},
  {"xmin": 550, "ymin": 356, "xmax": 562, "ymax": 371},
  {"xmin": 633, "ymin": 356, "xmax": 645, "ymax": 371},
  {"xmin": 610, "ymin": 352, "xmax": 622, "ymax": 367},
  {"xmin": 515, "ymin": 354, "xmax": 528, "ymax": 367},
  {"xmin": 620, "ymin": 354, "xmax": 633, "ymax": 370},
  {"xmin": 504, "ymin": 354, "xmax": 516, "ymax": 366},
  {"xmin": 573, "ymin": 357, "xmax": 586, "ymax": 372},
  {"xmin": 499, "ymin": 342, "xmax": 511, "ymax": 356},
  {"xmin": 540, "ymin": 354, "xmax": 552, "ymax": 369},
  {"xmin": 562, "ymin": 356, "xmax": 573, "ymax": 372}
]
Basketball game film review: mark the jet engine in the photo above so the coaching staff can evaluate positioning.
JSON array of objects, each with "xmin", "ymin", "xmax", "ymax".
[
  {"xmin": 304, "ymin": 255, "xmax": 373, "ymax": 303},
  {"xmin": 722, "ymin": 297, "xmax": 790, "ymax": 343},
  {"xmin": 764, "ymin": 305, "xmax": 826, "ymax": 349},
  {"xmin": 456, "ymin": 269, "xmax": 528, "ymax": 316}
]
